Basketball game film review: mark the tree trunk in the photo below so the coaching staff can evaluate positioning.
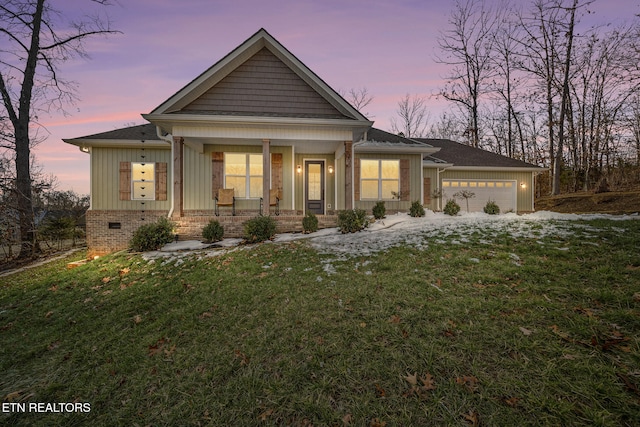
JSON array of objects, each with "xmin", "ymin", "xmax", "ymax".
[
  {"xmin": 552, "ymin": 0, "xmax": 578, "ymax": 196},
  {"xmin": 15, "ymin": 0, "xmax": 45, "ymax": 259}
]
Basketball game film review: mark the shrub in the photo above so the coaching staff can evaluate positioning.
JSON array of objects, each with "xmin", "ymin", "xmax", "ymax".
[
  {"xmin": 443, "ymin": 199, "xmax": 461, "ymax": 216},
  {"xmin": 409, "ymin": 200, "xmax": 425, "ymax": 217},
  {"xmin": 202, "ymin": 220, "xmax": 224, "ymax": 243},
  {"xmin": 129, "ymin": 217, "xmax": 175, "ymax": 252},
  {"xmin": 38, "ymin": 217, "xmax": 76, "ymax": 249},
  {"xmin": 243, "ymin": 216, "xmax": 277, "ymax": 243},
  {"xmin": 337, "ymin": 208, "xmax": 369, "ymax": 233},
  {"xmin": 372, "ymin": 201, "xmax": 386, "ymax": 219},
  {"xmin": 483, "ymin": 200, "xmax": 500, "ymax": 215},
  {"xmin": 302, "ymin": 212, "xmax": 319, "ymax": 233}
]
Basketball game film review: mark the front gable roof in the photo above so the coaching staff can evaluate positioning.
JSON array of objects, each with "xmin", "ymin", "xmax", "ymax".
[{"xmin": 149, "ymin": 28, "xmax": 368, "ymax": 122}]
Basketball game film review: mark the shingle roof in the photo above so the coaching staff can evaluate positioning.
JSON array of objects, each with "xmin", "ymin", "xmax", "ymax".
[
  {"xmin": 365, "ymin": 128, "xmax": 432, "ymax": 146},
  {"xmin": 72, "ymin": 123, "xmax": 159, "ymax": 141},
  {"xmin": 416, "ymin": 138, "xmax": 543, "ymax": 169}
]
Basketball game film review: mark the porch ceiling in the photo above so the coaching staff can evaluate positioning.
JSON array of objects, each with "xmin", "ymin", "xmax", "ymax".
[{"xmin": 184, "ymin": 136, "xmax": 342, "ymax": 154}]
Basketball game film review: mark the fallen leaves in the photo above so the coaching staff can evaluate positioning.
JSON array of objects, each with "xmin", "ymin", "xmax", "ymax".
[
  {"xmin": 551, "ymin": 324, "xmax": 631, "ymax": 352},
  {"xmin": 234, "ymin": 349, "xmax": 250, "ymax": 366},
  {"xmin": 402, "ymin": 371, "xmax": 436, "ymax": 399},
  {"xmin": 462, "ymin": 409, "xmax": 480, "ymax": 426},
  {"xmin": 370, "ymin": 418, "xmax": 387, "ymax": 427},
  {"xmin": 148, "ymin": 337, "xmax": 175, "ymax": 357},
  {"xmin": 518, "ymin": 326, "xmax": 533, "ymax": 336},
  {"xmin": 374, "ymin": 383, "xmax": 386, "ymax": 398},
  {"xmin": 456, "ymin": 375, "xmax": 479, "ymax": 393}
]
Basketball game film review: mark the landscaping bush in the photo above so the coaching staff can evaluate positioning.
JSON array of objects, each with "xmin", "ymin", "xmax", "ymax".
[
  {"xmin": 443, "ymin": 199, "xmax": 461, "ymax": 216},
  {"xmin": 38, "ymin": 217, "xmax": 77, "ymax": 249},
  {"xmin": 409, "ymin": 200, "xmax": 425, "ymax": 217},
  {"xmin": 337, "ymin": 208, "xmax": 368, "ymax": 233},
  {"xmin": 483, "ymin": 200, "xmax": 500, "ymax": 215},
  {"xmin": 372, "ymin": 201, "xmax": 386, "ymax": 219},
  {"xmin": 302, "ymin": 212, "xmax": 319, "ymax": 233},
  {"xmin": 202, "ymin": 220, "xmax": 224, "ymax": 243},
  {"xmin": 243, "ymin": 216, "xmax": 277, "ymax": 243},
  {"xmin": 129, "ymin": 217, "xmax": 175, "ymax": 252}
]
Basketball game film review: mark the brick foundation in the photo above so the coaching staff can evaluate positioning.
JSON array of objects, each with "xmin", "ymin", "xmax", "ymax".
[{"xmin": 86, "ymin": 209, "xmax": 338, "ymax": 258}]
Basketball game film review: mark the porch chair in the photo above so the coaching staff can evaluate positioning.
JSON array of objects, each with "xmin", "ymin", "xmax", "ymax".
[
  {"xmin": 260, "ymin": 189, "xmax": 281, "ymax": 216},
  {"xmin": 215, "ymin": 188, "xmax": 236, "ymax": 216}
]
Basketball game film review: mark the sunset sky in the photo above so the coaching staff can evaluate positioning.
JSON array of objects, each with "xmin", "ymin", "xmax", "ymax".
[{"xmin": 30, "ymin": 0, "xmax": 639, "ymax": 195}]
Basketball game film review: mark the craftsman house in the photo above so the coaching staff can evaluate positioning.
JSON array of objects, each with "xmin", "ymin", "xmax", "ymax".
[{"xmin": 64, "ymin": 29, "xmax": 542, "ymax": 257}]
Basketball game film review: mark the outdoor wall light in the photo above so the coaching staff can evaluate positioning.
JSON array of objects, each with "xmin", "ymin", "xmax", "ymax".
[
  {"xmin": 80, "ymin": 146, "xmax": 90, "ymax": 153},
  {"xmin": 328, "ymin": 165, "xmax": 334, "ymax": 174},
  {"xmin": 520, "ymin": 182, "xmax": 526, "ymax": 189},
  {"xmin": 297, "ymin": 165, "xmax": 302, "ymax": 174}
]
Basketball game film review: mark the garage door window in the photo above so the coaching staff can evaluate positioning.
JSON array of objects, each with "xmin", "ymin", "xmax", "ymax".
[{"xmin": 443, "ymin": 180, "xmax": 517, "ymax": 212}]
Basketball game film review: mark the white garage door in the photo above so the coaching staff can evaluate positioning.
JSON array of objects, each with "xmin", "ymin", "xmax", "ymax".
[{"xmin": 442, "ymin": 180, "xmax": 517, "ymax": 213}]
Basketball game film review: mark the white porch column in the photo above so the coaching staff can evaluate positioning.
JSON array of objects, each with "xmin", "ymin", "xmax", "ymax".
[{"xmin": 262, "ymin": 139, "xmax": 270, "ymax": 216}]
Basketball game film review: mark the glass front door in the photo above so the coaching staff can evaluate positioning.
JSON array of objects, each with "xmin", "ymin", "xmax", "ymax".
[{"xmin": 305, "ymin": 161, "xmax": 324, "ymax": 214}]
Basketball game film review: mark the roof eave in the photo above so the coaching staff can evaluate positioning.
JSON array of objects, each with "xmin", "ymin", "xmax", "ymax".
[
  {"xmin": 355, "ymin": 145, "xmax": 440, "ymax": 154},
  {"xmin": 445, "ymin": 165, "xmax": 547, "ymax": 172},
  {"xmin": 62, "ymin": 138, "xmax": 169, "ymax": 149},
  {"xmin": 143, "ymin": 113, "xmax": 373, "ymax": 130}
]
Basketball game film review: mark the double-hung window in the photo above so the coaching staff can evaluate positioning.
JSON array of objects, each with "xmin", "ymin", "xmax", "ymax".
[
  {"xmin": 360, "ymin": 159, "xmax": 400, "ymax": 200},
  {"xmin": 131, "ymin": 162, "xmax": 155, "ymax": 200},
  {"xmin": 224, "ymin": 153, "xmax": 263, "ymax": 198}
]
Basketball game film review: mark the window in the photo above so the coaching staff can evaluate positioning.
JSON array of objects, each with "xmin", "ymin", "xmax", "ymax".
[
  {"xmin": 132, "ymin": 162, "xmax": 155, "ymax": 200},
  {"xmin": 360, "ymin": 159, "xmax": 399, "ymax": 200},
  {"xmin": 225, "ymin": 153, "xmax": 263, "ymax": 198}
]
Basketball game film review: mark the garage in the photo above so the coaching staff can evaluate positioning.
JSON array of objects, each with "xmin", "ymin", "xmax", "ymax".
[{"xmin": 442, "ymin": 179, "xmax": 517, "ymax": 213}]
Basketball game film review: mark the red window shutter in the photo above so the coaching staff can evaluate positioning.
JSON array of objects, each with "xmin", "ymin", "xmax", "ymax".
[
  {"xmin": 211, "ymin": 152, "xmax": 224, "ymax": 198},
  {"xmin": 155, "ymin": 162, "xmax": 167, "ymax": 201},
  {"xmin": 400, "ymin": 159, "xmax": 410, "ymax": 201},
  {"xmin": 354, "ymin": 158, "xmax": 360, "ymax": 201},
  {"xmin": 119, "ymin": 161, "xmax": 131, "ymax": 201}
]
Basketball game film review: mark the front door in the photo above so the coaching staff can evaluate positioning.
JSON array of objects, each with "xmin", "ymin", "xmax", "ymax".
[{"xmin": 305, "ymin": 160, "xmax": 324, "ymax": 214}]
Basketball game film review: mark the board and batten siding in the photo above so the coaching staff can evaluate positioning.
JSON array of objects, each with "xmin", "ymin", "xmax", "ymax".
[
  {"xmin": 183, "ymin": 144, "xmax": 293, "ymax": 211},
  {"xmin": 440, "ymin": 169, "xmax": 535, "ymax": 212},
  {"xmin": 91, "ymin": 147, "xmax": 171, "ymax": 211},
  {"xmin": 354, "ymin": 153, "xmax": 423, "ymax": 212}
]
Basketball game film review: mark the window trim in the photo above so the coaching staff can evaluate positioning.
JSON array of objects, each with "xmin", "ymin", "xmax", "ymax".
[
  {"xmin": 360, "ymin": 159, "xmax": 400, "ymax": 200},
  {"xmin": 224, "ymin": 153, "xmax": 264, "ymax": 199},
  {"xmin": 131, "ymin": 162, "xmax": 155, "ymax": 201}
]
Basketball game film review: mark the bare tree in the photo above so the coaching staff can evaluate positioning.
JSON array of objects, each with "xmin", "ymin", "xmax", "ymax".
[
  {"xmin": 435, "ymin": 0, "xmax": 500, "ymax": 148},
  {"xmin": 0, "ymin": 0, "xmax": 119, "ymax": 258},
  {"xmin": 342, "ymin": 87, "xmax": 374, "ymax": 118},
  {"xmin": 390, "ymin": 93, "xmax": 430, "ymax": 138}
]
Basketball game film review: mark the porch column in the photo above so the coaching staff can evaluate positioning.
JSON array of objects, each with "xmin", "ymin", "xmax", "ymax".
[
  {"xmin": 262, "ymin": 139, "xmax": 271, "ymax": 216},
  {"xmin": 172, "ymin": 136, "xmax": 184, "ymax": 218},
  {"xmin": 344, "ymin": 141, "xmax": 353, "ymax": 210}
]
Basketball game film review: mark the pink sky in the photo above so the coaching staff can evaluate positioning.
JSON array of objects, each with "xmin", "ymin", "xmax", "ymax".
[{"xmin": 34, "ymin": 0, "xmax": 638, "ymax": 195}]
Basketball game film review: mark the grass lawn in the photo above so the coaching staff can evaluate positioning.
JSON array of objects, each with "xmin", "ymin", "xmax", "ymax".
[{"xmin": 1, "ymin": 217, "xmax": 639, "ymax": 426}]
